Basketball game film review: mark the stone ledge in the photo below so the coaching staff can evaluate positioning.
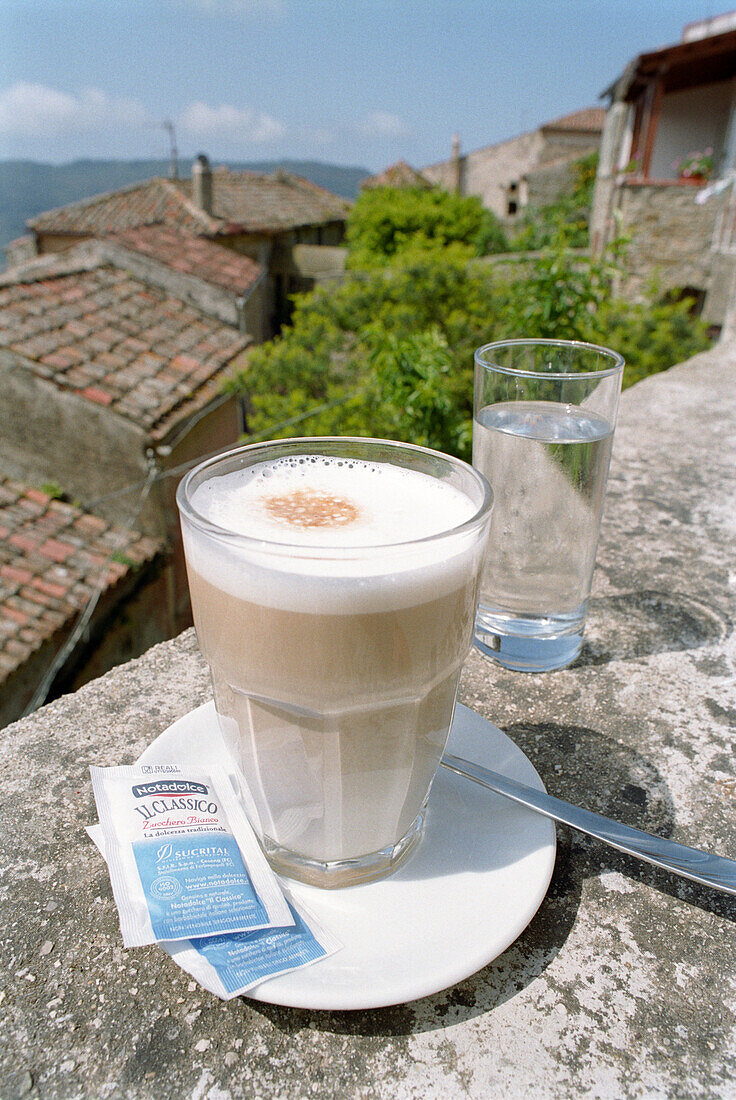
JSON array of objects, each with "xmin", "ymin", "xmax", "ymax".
[{"xmin": 2, "ymin": 342, "xmax": 735, "ymax": 1099}]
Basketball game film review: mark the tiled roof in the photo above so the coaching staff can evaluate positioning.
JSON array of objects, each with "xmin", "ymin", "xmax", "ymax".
[
  {"xmin": 110, "ymin": 225, "xmax": 263, "ymax": 295},
  {"xmin": 28, "ymin": 170, "xmax": 350, "ymax": 238},
  {"xmin": 361, "ymin": 161, "xmax": 432, "ymax": 190},
  {"xmin": 28, "ymin": 177, "xmax": 218, "ymax": 237},
  {"xmin": 174, "ymin": 169, "xmax": 351, "ymax": 233},
  {"xmin": 0, "ymin": 479, "xmax": 161, "ymax": 683},
  {"xmin": 542, "ymin": 107, "xmax": 606, "ymax": 133},
  {"xmin": 0, "ymin": 260, "xmax": 249, "ymax": 439}
]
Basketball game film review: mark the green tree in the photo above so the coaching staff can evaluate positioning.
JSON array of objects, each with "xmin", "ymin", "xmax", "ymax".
[
  {"xmin": 497, "ymin": 223, "xmax": 623, "ymax": 340},
  {"xmin": 592, "ymin": 293, "xmax": 711, "ymax": 390},
  {"xmin": 363, "ymin": 327, "xmax": 471, "ymax": 455},
  {"xmin": 228, "ymin": 221, "xmax": 711, "ymax": 458},
  {"xmin": 227, "ymin": 247, "xmax": 497, "ymax": 455},
  {"xmin": 346, "ymin": 185, "xmax": 508, "ymax": 269}
]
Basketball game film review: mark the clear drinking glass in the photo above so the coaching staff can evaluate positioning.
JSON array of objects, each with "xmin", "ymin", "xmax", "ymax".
[
  {"xmin": 473, "ymin": 340, "xmax": 624, "ymax": 672},
  {"xmin": 177, "ymin": 437, "xmax": 492, "ymax": 888}
]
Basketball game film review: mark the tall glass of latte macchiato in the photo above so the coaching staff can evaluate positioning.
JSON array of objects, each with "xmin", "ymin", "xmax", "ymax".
[
  {"xmin": 177, "ymin": 438, "xmax": 492, "ymax": 888},
  {"xmin": 473, "ymin": 340, "xmax": 624, "ymax": 673}
]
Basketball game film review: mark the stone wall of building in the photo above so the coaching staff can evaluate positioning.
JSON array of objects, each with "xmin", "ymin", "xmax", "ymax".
[
  {"xmin": 37, "ymin": 232, "xmax": 88, "ymax": 255},
  {"xmin": 225, "ymin": 227, "xmax": 345, "ymax": 332},
  {"xmin": 424, "ymin": 131, "xmax": 545, "ymax": 218},
  {"xmin": 615, "ymin": 181, "xmax": 725, "ymax": 301},
  {"xmin": 525, "ymin": 159, "xmax": 578, "ymax": 210},
  {"xmin": 239, "ymin": 280, "xmax": 269, "ymax": 344},
  {"xmin": 538, "ymin": 128, "xmax": 601, "ymax": 164},
  {"xmin": 424, "ymin": 129, "xmax": 599, "ymax": 221},
  {"xmin": 156, "ymin": 390, "xmax": 244, "ymax": 629},
  {"xmin": 63, "ymin": 560, "xmax": 173, "ymax": 698},
  {"xmin": 0, "ymin": 352, "xmax": 151, "ymax": 529},
  {"xmin": 5, "ymin": 230, "xmax": 85, "ymax": 269}
]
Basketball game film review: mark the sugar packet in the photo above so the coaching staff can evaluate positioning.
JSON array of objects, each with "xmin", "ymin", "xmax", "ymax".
[
  {"xmin": 86, "ymin": 825, "xmax": 342, "ymax": 999},
  {"xmin": 165, "ymin": 892, "xmax": 342, "ymax": 1000},
  {"xmin": 90, "ymin": 765, "xmax": 292, "ymax": 948}
]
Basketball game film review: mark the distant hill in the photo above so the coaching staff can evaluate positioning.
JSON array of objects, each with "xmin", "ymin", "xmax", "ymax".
[{"xmin": 0, "ymin": 158, "xmax": 370, "ymax": 256}]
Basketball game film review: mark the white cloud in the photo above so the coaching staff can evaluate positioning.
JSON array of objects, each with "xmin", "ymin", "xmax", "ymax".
[
  {"xmin": 0, "ymin": 82, "xmax": 148, "ymax": 136},
  {"xmin": 178, "ymin": 101, "xmax": 286, "ymax": 143},
  {"xmin": 361, "ymin": 111, "xmax": 410, "ymax": 139}
]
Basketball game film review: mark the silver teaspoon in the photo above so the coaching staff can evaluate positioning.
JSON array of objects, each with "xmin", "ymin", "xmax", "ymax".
[{"xmin": 440, "ymin": 752, "xmax": 736, "ymax": 896}]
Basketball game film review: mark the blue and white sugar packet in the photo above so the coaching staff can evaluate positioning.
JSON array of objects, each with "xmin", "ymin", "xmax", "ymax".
[
  {"xmin": 165, "ymin": 891, "xmax": 342, "ymax": 1000},
  {"xmin": 86, "ymin": 825, "xmax": 342, "ymax": 999},
  {"xmin": 90, "ymin": 765, "xmax": 292, "ymax": 948}
]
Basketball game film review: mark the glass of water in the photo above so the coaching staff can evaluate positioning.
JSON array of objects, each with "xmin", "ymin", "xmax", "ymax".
[{"xmin": 473, "ymin": 339, "xmax": 624, "ymax": 672}]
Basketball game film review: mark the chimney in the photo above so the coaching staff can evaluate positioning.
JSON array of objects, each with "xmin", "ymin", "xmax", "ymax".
[
  {"xmin": 451, "ymin": 133, "xmax": 461, "ymax": 194},
  {"xmin": 192, "ymin": 154, "xmax": 213, "ymax": 215}
]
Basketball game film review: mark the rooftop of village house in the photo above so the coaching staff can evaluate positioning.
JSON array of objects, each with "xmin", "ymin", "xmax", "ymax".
[
  {"xmin": 607, "ymin": 20, "xmax": 736, "ymax": 99},
  {"xmin": 108, "ymin": 224, "xmax": 263, "ymax": 296},
  {"xmin": 0, "ymin": 477, "xmax": 160, "ymax": 684},
  {"xmin": 540, "ymin": 107, "xmax": 606, "ymax": 133},
  {"xmin": 361, "ymin": 160, "xmax": 432, "ymax": 190},
  {"xmin": 422, "ymin": 105, "xmax": 604, "ymax": 171},
  {"xmin": 26, "ymin": 167, "xmax": 352, "ymax": 239},
  {"xmin": 0, "ymin": 247, "xmax": 250, "ymax": 439}
]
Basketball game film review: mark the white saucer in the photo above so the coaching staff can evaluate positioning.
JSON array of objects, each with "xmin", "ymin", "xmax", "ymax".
[{"xmin": 139, "ymin": 701, "xmax": 556, "ymax": 1010}]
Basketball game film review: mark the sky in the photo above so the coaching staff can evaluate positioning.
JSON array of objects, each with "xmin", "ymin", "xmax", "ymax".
[{"xmin": 0, "ymin": 0, "xmax": 727, "ymax": 172}]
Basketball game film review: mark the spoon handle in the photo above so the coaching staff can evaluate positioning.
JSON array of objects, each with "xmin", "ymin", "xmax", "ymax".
[{"xmin": 441, "ymin": 752, "xmax": 736, "ymax": 897}]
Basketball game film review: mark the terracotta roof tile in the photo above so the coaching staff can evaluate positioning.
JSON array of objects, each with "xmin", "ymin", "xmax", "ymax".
[
  {"xmin": 361, "ymin": 161, "xmax": 432, "ymax": 190},
  {"xmin": 182, "ymin": 168, "xmax": 351, "ymax": 232},
  {"xmin": 0, "ymin": 478, "xmax": 162, "ymax": 683},
  {"xmin": 0, "ymin": 263, "xmax": 249, "ymax": 434},
  {"xmin": 542, "ymin": 107, "xmax": 606, "ymax": 133},
  {"xmin": 28, "ymin": 178, "xmax": 218, "ymax": 237},
  {"xmin": 28, "ymin": 170, "xmax": 350, "ymax": 239},
  {"xmin": 110, "ymin": 225, "xmax": 264, "ymax": 295}
]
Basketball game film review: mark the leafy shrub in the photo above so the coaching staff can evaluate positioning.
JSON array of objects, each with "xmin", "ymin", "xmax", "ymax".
[
  {"xmin": 363, "ymin": 327, "xmax": 471, "ymax": 455},
  {"xmin": 229, "ymin": 220, "xmax": 712, "ymax": 459},
  {"xmin": 346, "ymin": 186, "xmax": 508, "ymax": 269},
  {"xmin": 40, "ymin": 481, "xmax": 65, "ymax": 500},
  {"xmin": 495, "ymin": 225, "xmax": 622, "ymax": 339},
  {"xmin": 592, "ymin": 294, "xmax": 711, "ymax": 390}
]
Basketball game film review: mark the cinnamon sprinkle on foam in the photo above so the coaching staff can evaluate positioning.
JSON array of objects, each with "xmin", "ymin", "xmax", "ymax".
[{"xmin": 262, "ymin": 488, "xmax": 360, "ymax": 528}]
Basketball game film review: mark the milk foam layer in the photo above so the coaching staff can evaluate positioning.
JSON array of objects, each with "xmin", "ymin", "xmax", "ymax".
[
  {"xmin": 183, "ymin": 456, "xmax": 485, "ymax": 613},
  {"xmin": 191, "ymin": 456, "xmax": 475, "ymax": 546}
]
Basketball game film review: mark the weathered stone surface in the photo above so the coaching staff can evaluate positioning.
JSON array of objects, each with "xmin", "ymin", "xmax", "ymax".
[
  {"xmin": 2, "ymin": 342, "xmax": 735, "ymax": 1098},
  {"xmin": 616, "ymin": 181, "xmax": 727, "ymax": 303}
]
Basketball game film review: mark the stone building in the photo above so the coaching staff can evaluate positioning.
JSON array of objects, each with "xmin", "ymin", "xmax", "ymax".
[
  {"xmin": 0, "ymin": 238, "xmax": 256, "ymax": 633},
  {"xmin": 421, "ymin": 109, "xmax": 604, "ymax": 225},
  {"xmin": 590, "ymin": 15, "xmax": 736, "ymax": 325},
  {"xmin": 5, "ymin": 158, "xmax": 351, "ymax": 334},
  {"xmin": 0, "ymin": 477, "xmax": 162, "ymax": 726}
]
